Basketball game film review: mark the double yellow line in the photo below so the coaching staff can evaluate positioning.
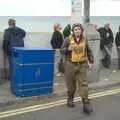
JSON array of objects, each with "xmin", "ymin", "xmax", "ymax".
[{"xmin": 0, "ymin": 88, "xmax": 120, "ymax": 118}]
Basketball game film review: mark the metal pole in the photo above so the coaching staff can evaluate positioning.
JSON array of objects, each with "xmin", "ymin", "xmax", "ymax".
[{"xmin": 83, "ymin": 0, "xmax": 90, "ymax": 23}]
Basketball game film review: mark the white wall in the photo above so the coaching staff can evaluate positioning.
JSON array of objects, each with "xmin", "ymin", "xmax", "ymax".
[
  {"xmin": 0, "ymin": 32, "xmax": 118, "ymax": 70},
  {"xmin": 0, "ymin": 32, "xmax": 52, "ymax": 69},
  {"xmin": 24, "ymin": 32, "xmax": 52, "ymax": 48}
]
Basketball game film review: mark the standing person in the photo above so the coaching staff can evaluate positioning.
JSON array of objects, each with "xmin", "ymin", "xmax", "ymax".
[
  {"xmin": 3, "ymin": 18, "xmax": 26, "ymax": 79},
  {"xmin": 98, "ymin": 23, "xmax": 114, "ymax": 68},
  {"xmin": 63, "ymin": 24, "xmax": 71, "ymax": 39},
  {"xmin": 115, "ymin": 25, "xmax": 120, "ymax": 69},
  {"xmin": 61, "ymin": 24, "xmax": 94, "ymax": 114},
  {"xmin": 50, "ymin": 23, "xmax": 64, "ymax": 76}
]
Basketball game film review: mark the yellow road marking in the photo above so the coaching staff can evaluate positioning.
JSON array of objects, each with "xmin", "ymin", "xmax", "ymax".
[
  {"xmin": 0, "ymin": 88, "xmax": 120, "ymax": 118},
  {"xmin": 1, "ymin": 87, "xmax": 120, "ymax": 115}
]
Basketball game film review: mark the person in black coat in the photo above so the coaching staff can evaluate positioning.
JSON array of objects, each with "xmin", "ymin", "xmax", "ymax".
[
  {"xmin": 115, "ymin": 25, "xmax": 120, "ymax": 69},
  {"xmin": 3, "ymin": 19, "xmax": 26, "ymax": 56},
  {"xmin": 2, "ymin": 19, "xmax": 26, "ymax": 80},
  {"xmin": 98, "ymin": 23, "xmax": 114, "ymax": 68},
  {"xmin": 63, "ymin": 24, "xmax": 71, "ymax": 39},
  {"xmin": 51, "ymin": 23, "xmax": 63, "ymax": 49},
  {"xmin": 50, "ymin": 23, "xmax": 64, "ymax": 76}
]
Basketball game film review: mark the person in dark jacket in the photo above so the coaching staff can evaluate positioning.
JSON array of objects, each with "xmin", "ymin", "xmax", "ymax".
[
  {"xmin": 98, "ymin": 23, "xmax": 114, "ymax": 68},
  {"xmin": 50, "ymin": 23, "xmax": 64, "ymax": 76},
  {"xmin": 115, "ymin": 25, "xmax": 120, "ymax": 69},
  {"xmin": 63, "ymin": 24, "xmax": 71, "ymax": 39},
  {"xmin": 3, "ymin": 19, "xmax": 26, "ymax": 79},
  {"xmin": 3, "ymin": 19, "xmax": 26, "ymax": 56},
  {"xmin": 51, "ymin": 23, "xmax": 63, "ymax": 49}
]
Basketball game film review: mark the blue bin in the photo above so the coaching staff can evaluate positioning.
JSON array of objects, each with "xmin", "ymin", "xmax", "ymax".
[{"xmin": 11, "ymin": 47, "xmax": 55, "ymax": 97}]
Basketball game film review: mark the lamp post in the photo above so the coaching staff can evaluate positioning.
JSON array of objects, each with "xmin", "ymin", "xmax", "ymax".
[
  {"xmin": 83, "ymin": 0, "xmax": 90, "ymax": 23},
  {"xmin": 71, "ymin": 0, "xmax": 90, "ymax": 24}
]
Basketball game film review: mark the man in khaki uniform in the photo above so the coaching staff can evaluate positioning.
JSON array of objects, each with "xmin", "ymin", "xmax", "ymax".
[{"xmin": 61, "ymin": 24, "xmax": 94, "ymax": 114}]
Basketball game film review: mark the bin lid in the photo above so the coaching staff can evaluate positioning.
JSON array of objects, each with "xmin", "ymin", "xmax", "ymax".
[{"xmin": 12, "ymin": 47, "xmax": 54, "ymax": 51}]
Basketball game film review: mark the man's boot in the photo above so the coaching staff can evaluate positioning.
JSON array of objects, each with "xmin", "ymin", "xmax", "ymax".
[
  {"xmin": 82, "ymin": 99, "xmax": 93, "ymax": 114},
  {"xmin": 67, "ymin": 92, "xmax": 75, "ymax": 107}
]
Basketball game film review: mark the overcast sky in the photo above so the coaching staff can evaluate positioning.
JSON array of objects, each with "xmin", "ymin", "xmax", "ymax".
[
  {"xmin": 90, "ymin": 0, "xmax": 120, "ymax": 16},
  {"xmin": 0, "ymin": 0, "xmax": 71, "ymax": 16},
  {"xmin": 0, "ymin": 0, "xmax": 120, "ymax": 16}
]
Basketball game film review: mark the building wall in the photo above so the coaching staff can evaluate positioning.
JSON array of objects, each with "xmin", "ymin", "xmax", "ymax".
[
  {"xmin": 0, "ymin": 32, "xmax": 118, "ymax": 84},
  {"xmin": 0, "ymin": 32, "xmax": 52, "ymax": 84}
]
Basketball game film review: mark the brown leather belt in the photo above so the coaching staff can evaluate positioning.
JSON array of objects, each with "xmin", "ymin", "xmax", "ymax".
[{"xmin": 70, "ymin": 61, "xmax": 87, "ymax": 65}]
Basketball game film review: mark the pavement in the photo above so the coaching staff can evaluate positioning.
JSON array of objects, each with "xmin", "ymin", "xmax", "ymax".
[{"xmin": 0, "ymin": 61, "xmax": 120, "ymax": 106}]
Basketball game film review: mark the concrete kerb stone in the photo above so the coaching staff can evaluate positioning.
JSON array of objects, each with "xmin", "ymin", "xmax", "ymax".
[{"xmin": 0, "ymin": 80, "xmax": 120, "ymax": 107}]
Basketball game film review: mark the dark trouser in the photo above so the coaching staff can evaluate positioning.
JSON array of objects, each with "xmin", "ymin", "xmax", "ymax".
[
  {"xmin": 101, "ymin": 44, "xmax": 112, "ymax": 68},
  {"xmin": 8, "ymin": 55, "xmax": 11, "ymax": 80},
  {"xmin": 117, "ymin": 48, "xmax": 120, "ymax": 68},
  {"xmin": 65, "ymin": 61, "xmax": 89, "ymax": 100}
]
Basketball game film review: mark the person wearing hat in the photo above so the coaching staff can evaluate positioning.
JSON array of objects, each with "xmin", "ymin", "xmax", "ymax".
[
  {"xmin": 61, "ymin": 23, "xmax": 94, "ymax": 114},
  {"xmin": 63, "ymin": 24, "xmax": 71, "ymax": 39},
  {"xmin": 3, "ymin": 18, "xmax": 26, "ymax": 80}
]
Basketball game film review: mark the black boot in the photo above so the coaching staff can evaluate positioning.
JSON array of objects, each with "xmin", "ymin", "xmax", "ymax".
[
  {"xmin": 67, "ymin": 92, "xmax": 75, "ymax": 108},
  {"xmin": 83, "ymin": 99, "xmax": 93, "ymax": 114}
]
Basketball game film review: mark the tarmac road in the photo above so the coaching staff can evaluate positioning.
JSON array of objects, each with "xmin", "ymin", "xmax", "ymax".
[{"xmin": 0, "ymin": 87, "xmax": 120, "ymax": 120}]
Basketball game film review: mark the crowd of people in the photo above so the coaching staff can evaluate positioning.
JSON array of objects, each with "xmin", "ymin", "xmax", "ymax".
[
  {"xmin": 2, "ymin": 18, "xmax": 120, "ymax": 115},
  {"xmin": 50, "ymin": 22, "xmax": 120, "ymax": 114}
]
